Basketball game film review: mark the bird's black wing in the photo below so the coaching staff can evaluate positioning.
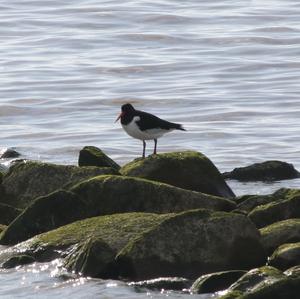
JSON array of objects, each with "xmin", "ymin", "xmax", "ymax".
[{"xmin": 135, "ymin": 110, "xmax": 184, "ymax": 131}]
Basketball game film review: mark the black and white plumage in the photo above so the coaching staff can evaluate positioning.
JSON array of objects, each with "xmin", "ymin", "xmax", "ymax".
[{"xmin": 115, "ymin": 103, "xmax": 186, "ymax": 158}]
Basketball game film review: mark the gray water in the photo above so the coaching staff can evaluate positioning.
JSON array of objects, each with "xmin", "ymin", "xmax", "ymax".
[{"xmin": 1, "ymin": 0, "xmax": 300, "ymax": 297}]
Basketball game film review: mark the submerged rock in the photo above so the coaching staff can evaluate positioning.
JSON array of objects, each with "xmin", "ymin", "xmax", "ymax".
[
  {"xmin": 129, "ymin": 277, "xmax": 191, "ymax": 291},
  {"xmin": 0, "ymin": 160, "xmax": 118, "ymax": 208},
  {"xmin": 268, "ymin": 243, "xmax": 300, "ymax": 271},
  {"xmin": 120, "ymin": 151, "xmax": 235, "ymax": 198},
  {"xmin": 0, "ymin": 148, "xmax": 21, "ymax": 159},
  {"xmin": 0, "ymin": 203, "xmax": 22, "ymax": 225},
  {"xmin": 260, "ymin": 219, "xmax": 300, "ymax": 255},
  {"xmin": 222, "ymin": 160, "xmax": 300, "ymax": 181},
  {"xmin": 190, "ymin": 270, "xmax": 246, "ymax": 294},
  {"xmin": 0, "ymin": 209, "xmax": 265, "ymax": 280},
  {"xmin": 248, "ymin": 195, "xmax": 300, "ymax": 228},
  {"xmin": 78, "ymin": 146, "xmax": 120, "ymax": 171},
  {"xmin": 219, "ymin": 266, "xmax": 300, "ymax": 299},
  {"xmin": 0, "ymin": 175, "xmax": 235, "ymax": 245},
  {"xmin": 2, "ymin": 255, "xmax": 36, "ymax": 268}
]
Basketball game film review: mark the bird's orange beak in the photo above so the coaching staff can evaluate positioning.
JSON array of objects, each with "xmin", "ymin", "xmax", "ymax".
[{"xmin": 115, "ymin": 111, "xmax": 124, "ymax": 123}]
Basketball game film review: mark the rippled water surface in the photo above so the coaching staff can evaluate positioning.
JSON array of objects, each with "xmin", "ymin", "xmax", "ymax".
[{"xmin": 1, "ymin": 0, "xmax": 300, "ymax": 297}]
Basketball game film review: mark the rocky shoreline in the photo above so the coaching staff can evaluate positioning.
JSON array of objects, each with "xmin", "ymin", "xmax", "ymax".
[{"xmin": 0, "ymin": 147, "xmax": 300, "ymax": 298}]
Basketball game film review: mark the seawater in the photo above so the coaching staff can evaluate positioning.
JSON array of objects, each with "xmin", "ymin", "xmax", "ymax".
[{"xmin": 1, "ymin": 0, "xmax": 300, "ymax": 297}]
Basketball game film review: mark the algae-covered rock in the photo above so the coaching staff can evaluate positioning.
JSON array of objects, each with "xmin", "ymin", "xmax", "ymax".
[
  {"xmin": 248, "ymin": 195, "xmax": 300, "ymax": 228},
  {"xmin": 0, "ymin": 160, "xmax": 118, "ymax": 208},
  {"xmin": 78, "ymin": 146, "xmax": 120, "ymax": 171},
  {"xmin": 116, "ymin": 209, "xmax": 265, "ymax": 280},
  {"xmin": 0, "ymin": 212, "xmax": 172, "ymax": 270},
  {"xmin": 0, "ymin": 175, "xmax": 235, "ymax": 245},
  {"xmin": 0, "ymin": 210, "xmax": 265, "ymax": 280},
  {"xmin": 235, "ymin": 194, "xmax": 277, "ymax": 214},
  {"xmin": 0, "ymin": 203, "xmax": 22, "ymax": 225},
  {"xmin": 0, "ymin": 190, "xmax": 88, "ymax": 245},
  {"xmin": 129, "ymin": 277, "xmax": 191, "ymax": 291},
  {"xmin": 219, "ymin": 266, "xmax": 300, "ymax": 299},
  {"xmin": 190, "ymin": 270, "xmax": 246, "ymax": 294},
  {"xmin": 260, "ymin": 219, "xmax": 300, "ymax": 255},
  {"xmin": 64, "ymin": 237, "xmax": 116, "ymax": 278},
  {"xmin": 222, "ymin": 160, "xmax": 300, "ymax": 181},
  {"xmin": 268, "ymin": 243, "xmax": 300, "ymax": 270},
  {"xmin": 0, "ymin": 224, "xmax": 7, "ymax": 234},
  {"xmin": 120, "ymin": 151, "xmax": 235, "ymax": 198}
]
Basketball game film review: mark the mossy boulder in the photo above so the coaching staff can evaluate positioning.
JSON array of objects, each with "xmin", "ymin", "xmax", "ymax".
[
  {"xmin": 116, "ymin": 209, "xmax": 265, "ymax": 280},
  {"xmin": 248, "ymin": 195, "xmax": 300, "ymax": 228},
  {"xmin": 0, "ymin": 160, "xmax": 118, "ymax": 208},
  {"xmin": 0, "ymin": 203, "xmax": 21, "ymax": 225},
  {"xmin": 78, "ymin": 146, "xmax": 120, "ymax": 171},
  {"xmin": 190, "ymin": 270, "xmax": 246, "ymax": 294},
  {"xmin": 0, "ymin": 209, "xmax": 265, "ymax": 280},
  {"xmin": 222, "ymin": 161, "xmax": 300, "ymax": 181},
  {"xmin": 0, "ymin": 175, "xmax": 235, "ymax": 245},
  {"xmin": 268, "ymin": 243, "xmax": 300, "ymax": 270},
  {"xmin": 120, "ymin": 151, "xmax": 235, "ymax": 198},
  {"xmin": 64, "ymin": 237, "xmax": 116, "ymax": 278},
  {"xmin": 0, "ymin": 190, "xmax": 89, "ymax": 245},
  {"xmin": 260, "ymin": 219, "xmax": 300, "ymax": 255},
  {"xmin": 219, "ymin": 266, "xmax": 300, "ymax": 299},
  {"xmin": 235, "ymin": 194, "xmax": 278, "ymax": 214}
]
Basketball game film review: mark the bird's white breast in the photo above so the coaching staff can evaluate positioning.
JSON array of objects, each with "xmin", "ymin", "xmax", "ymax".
[{"xmin": 122, "ymin": 116, "xmax": 170, "ymax": 140}]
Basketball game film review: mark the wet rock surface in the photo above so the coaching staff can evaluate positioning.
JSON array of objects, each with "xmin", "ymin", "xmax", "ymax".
[
  {"xmin": 120, "ymin": 151, "xmax": 235, "ymax": 198},
  {"xmin": 0, "ymin": 160, "xmax": 118, "ymax": 208},
  {"xmin": 78, "ymin": 146, "xmax": 120, "ymax": 171},
  {"xmin": 0, "ymin": 175, "xmax": 235, "ymax": 245},
  {"xmin": 0, "ymin": 149, "xmax": 300, "ymax": 298},
  {"xmin": 223, "ymin": 160, "xmax": 300, "ymax": 181},
  {"xmin": 0, "ymin": 209, "xmax": 265, "ymax": 280},
  {"xmin": 190, "ymin": 270, "xmax": 246, "ymax": 294}
]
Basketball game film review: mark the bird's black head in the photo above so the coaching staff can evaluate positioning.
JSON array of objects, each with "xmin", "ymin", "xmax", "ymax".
[
  {"xmin": 121, "ymin": 103, "xmax": 135, "ymax": 112},
  {"xmin": 115, "ymin": 103, "xmax": 135, "ymax": 123}
]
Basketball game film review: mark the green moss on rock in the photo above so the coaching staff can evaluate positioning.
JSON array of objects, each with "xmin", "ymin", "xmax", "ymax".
[
  {"xmin": 0, "ymin": 210, "xmax": 265, "ymax": 280},
  {"xmin": 0, "ymin": 203, "xmax": 21, "ymax": 225},
  {"xmin": 268, "ymin": 242, "xmax": 300, "ymax": 271},
  {"xmin": 78, "ymin": 146, "xmax": 120, "ymax": 171},
  {"xmin": 120, "ymin": 151, "xmax": 235, "ymax": 198},
  {"xmin": 0, "ymin": 190, "xmax": 89, "ymax": 245},
  {"xmin": 0, "ymin": 174, "xmax": 235, "ymax": 245},
  {"xmin": 0, "ymin": 160, "xmax": 118, "ymax": 208},
  {"xmin": 116, "ymin": 209, "xmax": 265, "ymax": 280},
  {"xmin": 260, "ymin": 219, "xmax": 300, "ymax": 255},
  {"xmin": 190, "ymin": 270, "xmax": 246, "ymax": 294},
  {"xmin": 248, "ymin": 195, "xmax": 300, "ymax": 228}
]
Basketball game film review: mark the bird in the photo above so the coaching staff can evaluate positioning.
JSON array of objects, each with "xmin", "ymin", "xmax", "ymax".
[{"xmin": 115, "ymin": 103, "xmax": 186, "ymax": 158}]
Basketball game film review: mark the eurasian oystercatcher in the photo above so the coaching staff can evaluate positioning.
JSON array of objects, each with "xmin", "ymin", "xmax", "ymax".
[{"xmin": 115, "ymin": 103, "xmax": 186, "ymax": 158}]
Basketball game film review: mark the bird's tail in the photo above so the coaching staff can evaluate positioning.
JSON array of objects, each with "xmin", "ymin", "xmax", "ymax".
[{"xmin": 174, "ymin": 123, "xmax": 186, "ymax": 131}]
